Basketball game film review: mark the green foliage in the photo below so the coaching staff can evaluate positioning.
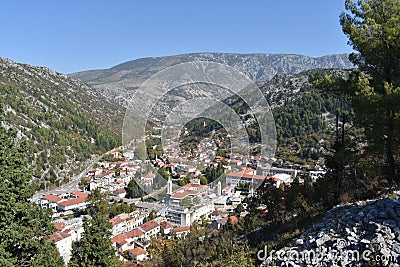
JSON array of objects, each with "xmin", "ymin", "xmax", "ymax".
[
  {"xmin": 157, "ymin": 167, "xmax": 170, "ymax": 180},
  {"xmin": 341, "ymin": 0, "xmax": 400, "ymax": 184},
  {"xmin": 204, "ymin": 161, "xmax": 226, "ymax": 183},
  {"xmin": 108, "ymin": 202, "xmax": 137, "ymax": 218},
  {"xmin": 198, "ymin": 174, "xmax": 208, "ymax": 185},
  {"xmin": 0, "ymin": 62, "xmax": 122, "ymax": 185},
  {"xmin": 134, "ymin": 141, "xmax": 147, "ymax": 161},
  {"xmin": 312, "ymin": 0, "xmax": 400, "ymax": 184},
  {"xmin": 146, "ymin": 210, "xmax": 158, "ymax": 222},
  {"xmin": 0, "ymin": 110, "xmax": 64, "ymax": 266},
  {"xmin": 149, "ymin": 224, "xmax": 256, "ymax": 266},
  {"xmin": 69, "ymin": 189, "xmax": 119, "ymax": 267},
  {"xmin": 236, "ymin": 203, "xmax": 245, "ymax": 213},
  {"xmin": 273, "ymin": 89, "xmax": 346, "ymax": 162},
  {"xmin": 126, "ymin": 178, "xmax": 146, "ymax": 198}
]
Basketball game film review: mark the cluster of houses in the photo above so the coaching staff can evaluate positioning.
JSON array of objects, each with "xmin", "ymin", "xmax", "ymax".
[
  {"xmin": 38, "ymin": 190, "xmax": 89, "ymax": 214},
  {"xmin": 34, "ymin": 140, "xmax": 326, "ymax": 265}
]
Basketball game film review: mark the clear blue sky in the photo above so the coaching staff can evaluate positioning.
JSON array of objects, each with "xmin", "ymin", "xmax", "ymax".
[{"xmin": 0, "ymin": 1, "xmax": 353, "ymax": 74}]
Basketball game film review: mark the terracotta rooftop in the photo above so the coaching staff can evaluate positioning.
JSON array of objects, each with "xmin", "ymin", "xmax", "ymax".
[
  {"xmin": 139, "ymin": 220, "xmax": 159, "ymax": 233},
  {"xmin": 57, "ymin": 197, "xmax": 87, "ymax": 207},
  {"xmin": 129, "ymin": 247, "xmax": 147, "ymax": 256},
  {"xmin": 43, "ymin": 194, "xmax": 63, "ymax": 203},
  {"xmin": 229, "ymin": 216, "xmax": 239, "ymax": 225},
  {"xmin": 171, "ymin": 183, "xmax": 208, "ymax": 199},
  {"xmin": 160, "ymin": 221, "xmax": 174, "ymax": 230},
  {"xmin": 71, "ymin": 190, "xmax": 89, "ymax": 200},
  {"xmin": 53, "ymin": 221, "xmax": 66, "ymax": 231},
  {"xmin": 112, "ymin": 234, "xmax": 127, "ymax": 246},
  {"xmin": 125, "ymin": 228, "xmax": 144, "ymax": 239},
  {"xmin": 110, "ymin": 217, "xmax": 126, "ymax": 226},
  {"xmin": 142, "ymin": 173, "xmax": 155, "ymax": 179},
  {"xmin": 172, "ymin": 226, "xmax": 190, "ymax": 233},
  {"xmin": 226, "ymin": 168, "xmax": 267, "ymax": 180},
  {"xmin": 113, "ymin": 188, "xmax": 126, "ymax": 194}
]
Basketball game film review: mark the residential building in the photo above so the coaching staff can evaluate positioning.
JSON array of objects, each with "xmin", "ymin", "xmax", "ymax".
[
  {"xmin": 138, "ymin": 220, "xmax": 160, "ymax": 240},
  {"xmin": 128, "ymin": 247, "xmax": 148, "ymax": 261}
]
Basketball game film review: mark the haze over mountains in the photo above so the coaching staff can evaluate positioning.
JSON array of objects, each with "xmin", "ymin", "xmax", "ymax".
[{"xmin": 70, "ymin": 53, "xmax": 354, "ymax": 106}]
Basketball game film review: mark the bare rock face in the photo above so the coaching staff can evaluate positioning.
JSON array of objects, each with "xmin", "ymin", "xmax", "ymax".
[
  {"xmin": 70, "ymin": 53, "xmax": 354, "ymax": 107},
  {"xmin": 262, "ymin": 195, "xmax": 400, "ymax": 266}
]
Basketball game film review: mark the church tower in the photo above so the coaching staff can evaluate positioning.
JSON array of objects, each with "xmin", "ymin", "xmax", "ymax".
[{"xmin": 167, "ymin": 177, "xmax": 173, "ymax": 195}]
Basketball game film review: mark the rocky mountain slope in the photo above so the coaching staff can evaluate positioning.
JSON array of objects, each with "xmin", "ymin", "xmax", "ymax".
[
  {"xmin": 70, "ymin": 53, "xmax": 354, "ymax": 106},
  {"xmin": 262, "ymin": 195, "xmax": 400, "ymax": 266},
  {"xmin": 0, "ymin": 57, "xmax": 123, "ymax": 186}
]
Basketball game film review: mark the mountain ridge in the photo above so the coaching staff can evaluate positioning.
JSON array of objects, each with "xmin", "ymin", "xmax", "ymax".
[{"xmin": 70, "ymin": 52, "xmax": 354, "ymax": 107}]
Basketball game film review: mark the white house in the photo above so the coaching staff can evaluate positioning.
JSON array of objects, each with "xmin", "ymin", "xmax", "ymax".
[
  {"xmin": 138, "ymin": 220, "xmax": 160, "ymax": 240},
  {"xmin": 272, "ymin": 173, "xmax": 292, "ymax": 188},
  {"xmin": 128, "ymin": 247, "xmax": 148, "ymax": 261},
  {"xmin": 110, "ymin": 217, "xmax": 127, "ymax": 236},
  {"xmin": 38, "ymin": 194, "xmax": 62, "ymax": 212},
  {"xmin": 172, "ymin": 226, "xmax": 190, "ymax": 238},
  {"xmin": 57, "ymin": 197, "xmax": 88, "ymax": 212},
  {"xmin": 49, "ymin": 232, "xmax": 73, "ymax": 265}
]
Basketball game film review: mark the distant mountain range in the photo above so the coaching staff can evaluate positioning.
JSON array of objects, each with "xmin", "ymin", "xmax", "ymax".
[
  {"xmin": 70, "ymin": 52, "xmax": 354, "ymax": 106},
  {"xmin": 0, "ymin": 57, "xmax": 123, "ymax": 185}
]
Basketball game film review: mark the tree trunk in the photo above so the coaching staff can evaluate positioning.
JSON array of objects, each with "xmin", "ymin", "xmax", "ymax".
[{"xmin": 386, "ymin": 117, "xmax": 396, "ymax": 185}]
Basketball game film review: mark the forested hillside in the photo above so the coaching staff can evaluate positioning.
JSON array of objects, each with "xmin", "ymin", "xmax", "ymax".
[
  {"xmin": 261, "ymin": 69, "xmax": 354, "ymax": 163},
  {"xmin": 0, "ymin": 58, "xmax": 123, "ymax": 187},
  {"xmin": 179, "ymin": 69, "xmax": 355, "ymax": 166}
]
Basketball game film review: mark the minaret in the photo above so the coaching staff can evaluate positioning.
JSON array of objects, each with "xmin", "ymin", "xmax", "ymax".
[
  {"xmin": 167, "ymin": 177, "xmax": 172, "ymax": 195},
  {"xmin": 217, "ymin": 180, "xmax": 222, "ymax": 196}
]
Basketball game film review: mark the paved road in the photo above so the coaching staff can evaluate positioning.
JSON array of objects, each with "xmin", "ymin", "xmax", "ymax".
[{"xmin": 32, "ymin": 155, "xmax": 103, "ymax": 201}]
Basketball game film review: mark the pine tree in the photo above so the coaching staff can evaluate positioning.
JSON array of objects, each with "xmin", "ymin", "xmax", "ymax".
[
  {"xmin": 0, "ymin": 104, "xmax": 63, "ymax": 266},
  {"xmin": 339, "ymin": 0, "xmax": 400, "ymax": 184},
  {"xmin": 69, "ymin": 189, "xmax": 119, "ymax": 267}
]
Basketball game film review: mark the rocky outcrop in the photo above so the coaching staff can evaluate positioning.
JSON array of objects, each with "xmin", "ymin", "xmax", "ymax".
[{"xmin": 262, "ymin": 196, "xmax": 400, "ymax": 266}]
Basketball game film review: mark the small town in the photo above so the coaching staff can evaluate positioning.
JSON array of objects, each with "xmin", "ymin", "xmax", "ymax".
[
  {"xmin": 2, "ymin": 1, "xmax": 400, "ymax": 266},
  {"xmin": 33, "ymin": 133, "xmax": 326, "ymax": 266}
]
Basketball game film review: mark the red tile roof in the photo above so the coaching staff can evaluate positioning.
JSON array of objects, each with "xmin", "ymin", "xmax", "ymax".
[
  {"xmin": 142, "ymin": 173, "xmax": 155, "ymax": 179},
  {"xmin": 57, "ymin": 197, "xmax": 86, "ymax": 207},
  {"xmin": 229, "ymin": 216, "xmax": 239, "ymax": 225},
  {"xmin": 113, "ymin": 188, "xmax": 126, "ymax": 194},
  {"xmin": 139, "ymin": 220, "xmax": 159, "ymax": 233},
  {"xmin": 112, "ymin": 234, "xmax": 127, "ymax": 246},
  {"xmin": 125, "ymin": 228, "xmax": 144, "ymax": 239},
  {"xmin": 110, "ymin": 217, "xmax": 126, "ymax": 226},
  {"xmin": 172, "ymin": 226, "xmax": 190, "ymax": 233},
  {"xmin": 160, "ymin": 221, "xmax": 174, "ymax": 230},
  {"xmin": 53, "ymin": 222, "xmax": 66, "ymax": 231},
  {"xmin": 129, "ymin": 247, "xmax": 147, "ymax": 256},
  {"xmin": 227, "ymin": 168, "xmax": 266, "ymax": 180},
  {"xmin": 71, "ymin": 190, "xmax": 89, "ymax": 200},
  {"xmin": 43, "ymin": 194, "xmax": 63, "ymax": 203},
  {"xmin": 171, "ymin": 183, "xmax": 207, "ymax": 199}
]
